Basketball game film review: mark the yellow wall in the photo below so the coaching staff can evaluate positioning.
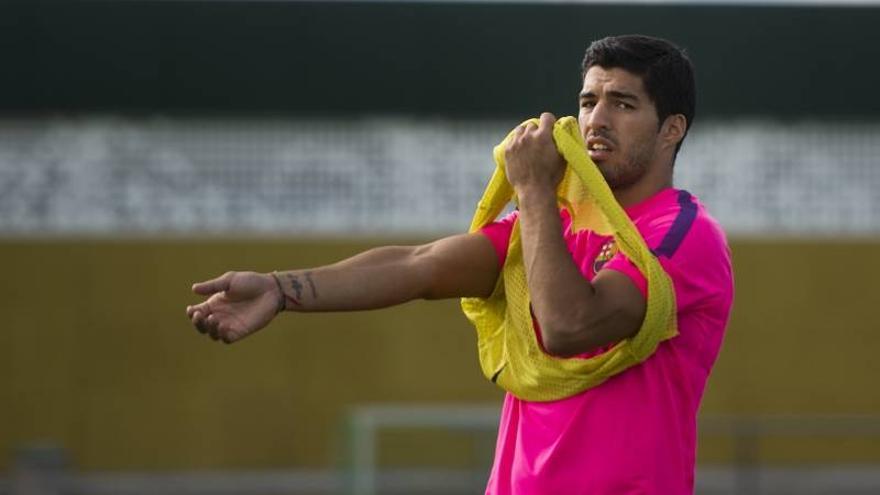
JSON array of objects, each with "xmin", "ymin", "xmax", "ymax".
[{"xmin": 2, "ymin": 238, "xmax": 879, "ymax": 471}]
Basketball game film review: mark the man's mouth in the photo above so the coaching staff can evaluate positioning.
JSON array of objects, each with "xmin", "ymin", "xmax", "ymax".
[{"xmin": 586, "ymin": 137, "xmax": 614, "ymax": 161}]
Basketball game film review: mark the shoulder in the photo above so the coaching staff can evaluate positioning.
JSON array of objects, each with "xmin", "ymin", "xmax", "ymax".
[
  {"xmin": 631, "ymin": 190, "xmax": 728, "ymax": 261},
  {"xmin": 634, "ymin": 190, "xmax": 733, "ymax": 304}
]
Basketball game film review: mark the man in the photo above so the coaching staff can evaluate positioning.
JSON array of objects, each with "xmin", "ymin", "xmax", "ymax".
[{"xmin": 187, "ymin": 35, "xmax": 733, "ymax": 494}]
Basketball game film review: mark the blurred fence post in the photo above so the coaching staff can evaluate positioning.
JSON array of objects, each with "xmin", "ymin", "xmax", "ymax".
[
  {"xmin": 11, "ymin": 444, "xmax": 69, "ymax": 495},
  {"xmin": 732, "ymin": 418, "xmax": 761, "ymax": 495}
]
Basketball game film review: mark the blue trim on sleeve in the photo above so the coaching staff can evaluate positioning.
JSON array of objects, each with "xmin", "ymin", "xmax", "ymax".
[{"xmin": 652, "ymin": 190, "xmax": 697, "ymax": 259}]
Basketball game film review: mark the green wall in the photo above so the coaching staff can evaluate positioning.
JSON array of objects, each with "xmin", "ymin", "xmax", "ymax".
[
  {"xmin": 3, "ymin": 1, "xmax": 878, "ymax": 119},
  {"xmin": 2, "ymin": 238, "xmax": 880, "ymax": 470}
]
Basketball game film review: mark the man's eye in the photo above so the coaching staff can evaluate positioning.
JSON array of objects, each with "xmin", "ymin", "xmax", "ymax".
[
  {"xmin": 581, "ymin": 101, "xmax": 595, "ymax": 108},
  {"xmin": 616, "ymin": 102, "xmax": 633, "ymax": 110}
]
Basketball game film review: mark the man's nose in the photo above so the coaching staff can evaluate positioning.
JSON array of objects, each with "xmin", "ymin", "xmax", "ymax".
[{"xmin": 585, "ymin": 101, "xmax": 611, "ymax": 131}]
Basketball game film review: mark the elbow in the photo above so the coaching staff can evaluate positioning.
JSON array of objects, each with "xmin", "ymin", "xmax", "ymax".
[
  {"xmin": 542, "ymin": 335, "xmax": 577, "ymax": 357},
  {"xmin": 543, "ymin": 333, "xmax": 594, "ymax": 358},
  {"xmin": 540, "ymin": 317, "xmax": 596, "ymax": 357},
  {"xmin": 539, "ymin": 306, "xmax": 639, "ymax": 357}
]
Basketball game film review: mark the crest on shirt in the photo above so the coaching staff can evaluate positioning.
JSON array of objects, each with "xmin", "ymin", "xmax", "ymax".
[{"xmin": 593, "ymin": 239, "xmax": 618, "ymax": 274}]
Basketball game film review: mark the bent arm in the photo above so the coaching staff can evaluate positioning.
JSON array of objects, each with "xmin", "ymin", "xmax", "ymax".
[
  {"xmin": 517, "ymin": 187, "xmax": 646, "ymax": 357},
  {"xmin": 274, "ymin": 233, "xmax": 500, "ymax": 312},
  {"xmin": 502, "ymin": 113, "xmax": 645, "ymax": 357}
]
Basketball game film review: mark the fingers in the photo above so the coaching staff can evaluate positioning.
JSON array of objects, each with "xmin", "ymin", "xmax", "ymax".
[
  {"xmin": 515, "ymin": 113, "xmax": 555, "ymax": 141},
  {"xmin": 188, "ymin": 304, "xmax": 216, "ymax": 333},
  {"xmin": 517, "ymin": 120, "xmax": 537, "ymax": 134},
  {"xmin": 187, "ymin": 303, "xmax": 241, "ymax": 344},
  {"xmin": 186, "ymin": 302, "xmax": 199, "ymax": 319},
  {"xmin": 189, "ymin": 309, "xmax": 207, "ymax": 333},
  {"xmin": 189, "ymin": 272, "xmax": 231, "ymax": 341},
  {"xmin": 192, "ymin": 271, "xmax": 234, "ymax": 296},
  {"xmin": 187, "ymin": 302, "xmax": 214, "ymax": 332},
  {"xmin": 206, "ymin": 314, "xmax": 222, "ymax": 341},
  {"xmin": 220, "ymin": 327, "xmax": 239, "ymax": 345},
  {"xmin": 538, "ymin": 112, "xmax": 556, "ymax": 133},
  {"xmin": 186, "ymin": 271, "xmax": 251, "ymax": 345},
  {"xmin": 189, "ymin": 309, "xmax": 227, "ymax": 341}
]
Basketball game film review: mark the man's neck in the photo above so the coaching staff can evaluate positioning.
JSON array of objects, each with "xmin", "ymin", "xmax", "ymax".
[
  {"xmin": 612, "ymin": 175, "xmax": 674, "ymax": 208},
  {"xmin": 609, "ymin": 155, "xmax": 675, "ymax": 207}
]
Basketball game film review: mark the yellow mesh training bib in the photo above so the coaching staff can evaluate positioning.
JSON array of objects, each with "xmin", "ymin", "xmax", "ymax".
[{"xmin": 460, "ymin": 116, "xmax": 678, "ymax": 402}]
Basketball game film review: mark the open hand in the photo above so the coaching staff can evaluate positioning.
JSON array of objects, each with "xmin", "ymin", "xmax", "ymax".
[{"xmin": 186, "ymin": 271, "xmax": 282, "ymax": 344}]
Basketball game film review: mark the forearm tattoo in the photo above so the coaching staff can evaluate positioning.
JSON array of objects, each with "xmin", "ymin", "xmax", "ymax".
[
  {"xmin": 305, "ymin": 271, "xmax": 318, "ymax": 298},
  {"xmin": 288, "ymin": 274, "xmax": 304, "ymax": 300},
  {"xmin": 280, "ymin": 271, "xmax": 319, "ymax": 307}
]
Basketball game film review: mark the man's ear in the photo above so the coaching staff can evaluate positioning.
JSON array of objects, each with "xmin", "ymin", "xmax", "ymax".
[{"xmin": 660, "ymin": 114, "xmax": 687, "ymax": 150}]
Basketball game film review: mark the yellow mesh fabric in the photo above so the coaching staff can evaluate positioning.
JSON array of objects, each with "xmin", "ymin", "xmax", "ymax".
[{"xmin": 460, "ymin": 116, "xmax": 678, "ymax": 402}]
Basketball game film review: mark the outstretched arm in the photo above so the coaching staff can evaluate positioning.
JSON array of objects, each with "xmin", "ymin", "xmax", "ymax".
[{"xmin": 186, "ymin": 233, "xmax": 499, "ymax": 343}]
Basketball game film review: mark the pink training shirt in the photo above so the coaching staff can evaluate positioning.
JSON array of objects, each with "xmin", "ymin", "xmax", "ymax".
[{"xmin": 479, "ymin": 188, "xmax": 734, "ymax": 495}]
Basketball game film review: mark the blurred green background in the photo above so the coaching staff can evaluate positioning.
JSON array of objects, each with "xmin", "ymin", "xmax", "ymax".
[
  {"xmin": 2, "ymin": 239, "xmax": 880, "ymax": 471},
  {"xmin": 2, "ymin": 1, "xmax": 880, "ymax": 494}
]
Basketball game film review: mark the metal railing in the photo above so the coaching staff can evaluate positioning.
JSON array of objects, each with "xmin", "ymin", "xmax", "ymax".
[{"xmin": 4, "ymin": 408, "xmax": 880, "ymax": 495}]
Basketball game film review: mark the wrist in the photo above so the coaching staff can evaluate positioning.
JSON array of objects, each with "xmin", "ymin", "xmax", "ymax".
[
  {"xmin": 269, "ymin": 271, "xmax": 286, "ymax": 314},
  {"xmin": 515, "ymin": 183, "xmax": 556, "ymax": 207}
]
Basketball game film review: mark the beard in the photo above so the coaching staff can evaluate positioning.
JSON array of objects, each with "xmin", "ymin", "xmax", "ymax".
[
  {"xmin": 597, "ymin": 159, "xmax": 646, "ymax": 190},
  {"xmin": 595, "ymin": 138, "xmax": 655, "ymax": 190}
]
